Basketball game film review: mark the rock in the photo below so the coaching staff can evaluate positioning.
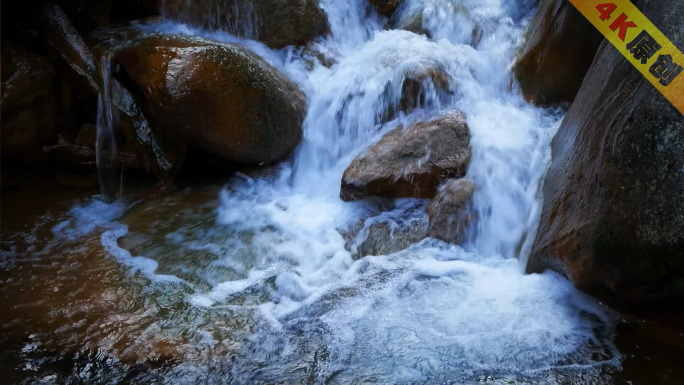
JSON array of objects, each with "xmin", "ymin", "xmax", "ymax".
[
  {"xmin": 75, "ymin": 124, "xmax": 97, "ymax": 147},
  {"xmin": 55, "ymin": 171, "xmax": 99, "ymax": 189},
  {"xmin": 395, "ymin": 66, "xmax": 451, "ymax": 119},
  {"xmin": 513, "ymin": 0, "xmax": 602, "ymax": 105},
  {"xmin": 368, "ymin": 0, "xmax": 402, "ymax": 17},
  {"xmin": 40, "ymin": 4, "xmax": 100, "ymax": 94},
  {"xmin": 341, "ymin": 111, "xmax": 471, "ymax": 201},
  {"xmin": 115, "ymin": 34, "xmax": 306, "ymax": 166},
  {"xmin": 427, "ymin": 178, "xmax": 477, "ymax": 244},
  {"xmin": 527, "ymin": 0, "xmax": 684, "ymax": 314},
  {"xmin": 390, "ymin": 8, "xmax": 425, "ymax": 35},
  {"xmin": 39, "ymin": 5, "xmax": 186, "ymax": 182},
  {"xmin": 354, "ymin": 220, "xmax": 427, "ymax": 258},
  {"xmin": 42, "ymin": 143, "xmax": 95, "ymax": 164},
  {"xmin": 1, "ymin": 42, "xmax": 61, "ymax": 164},
  {"xmin": 161, "ymin": 0, "xmax": 329, "ymax": 49}
]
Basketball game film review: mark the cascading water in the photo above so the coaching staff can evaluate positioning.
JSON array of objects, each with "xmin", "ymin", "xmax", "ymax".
[
  {"xmin": 7, "ymin": 0, "xmax": 626, "ymax": 383},
  {"xmin": 96, "ymin": 55, "xmax": 123, "ymax": 202}
]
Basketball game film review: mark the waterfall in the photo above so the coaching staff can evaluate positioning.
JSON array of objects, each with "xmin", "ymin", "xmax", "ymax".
[
  {"xmin": 70, "ymin": 0, "xmax": 621, "ymax": 381},
  {"xmin": 95, "ymin": 55, "xmax": 123, "ymax": 202}
]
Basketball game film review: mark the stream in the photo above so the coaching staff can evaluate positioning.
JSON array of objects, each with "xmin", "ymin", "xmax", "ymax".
[{"xmin": 1, "ymin": 0, "xmax": 681, "ymax": 384}]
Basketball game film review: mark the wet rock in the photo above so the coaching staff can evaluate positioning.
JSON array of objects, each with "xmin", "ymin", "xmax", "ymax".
[
  {"xmin": 513, "ymin": 0, "xmax": 602, "ymax": 105},
  {"xmin": 1, "ymin": 42, "xmax": 61, "ymax": 164},
  {"xmin": 427, "ymin": 178, "xmax": 477, "ymax": 244},
  {"xmin": 75, "ymin": 124, "xmax": 97, "ymax": 147},
  {"xmin": 393, "ymin": 66, "xmax": 452, "ymax": 120},
  {"xmin": 368, "ymin": 0, "xmax": 402, "ymax": 17},
  {"xmin": 115, "ymin": 34, "xmax": 306, "ymax": 166},
  {"xmin": 43, "ymin": 143, "xmax": 96, "ymax": 165},
  {"xmin": 355, "ymin": 220, "xmax": 427, "ymax": 258},
  {"xmin": 39, "ymin": 6, "xmax": 186, "ymax": 182},
  {"xmin": 528, "ymin": 0, "xmax": 684, "ymax": 314},
  {"xmin": 390, "ymin": 8, "xmax": 425, "ymax": 35},
  {"xmin": 161, "ymin": 0, "xmax": 329, "ymax": 48},
  {"xmin": 40, "ymin": 4, "xmax": 100, "ymax": 94},
  {"xmin": 341, "ymin": 111, "xmax": 471, "ymax": 201}
]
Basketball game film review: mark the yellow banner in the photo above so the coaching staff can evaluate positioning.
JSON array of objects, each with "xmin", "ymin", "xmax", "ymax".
[{"xmin": 568, "ymin": 0, "xmax": 684, "ymax": 115}]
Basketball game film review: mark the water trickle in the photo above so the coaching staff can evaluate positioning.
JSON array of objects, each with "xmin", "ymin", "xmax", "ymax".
[{"xmin": 95, "ymin": 55, "xmax": 123, "ymax": 202}]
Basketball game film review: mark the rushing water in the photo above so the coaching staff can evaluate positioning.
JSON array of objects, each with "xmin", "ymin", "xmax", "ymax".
[{"xmin": 1, "ymin": 0, "xmax": 635, "ymax": 383}]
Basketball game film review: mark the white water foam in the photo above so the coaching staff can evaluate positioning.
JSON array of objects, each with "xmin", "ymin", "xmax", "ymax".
[{"xmin": 82, "ymin": 0, "xmax": 621, "ymax": 381}]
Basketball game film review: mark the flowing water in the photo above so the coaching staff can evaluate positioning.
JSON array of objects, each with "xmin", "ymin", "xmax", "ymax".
[
  {"xmin": 5, "ymin": 0, "xmax": 671, "ymax": 383},
  {"xmin": 96, "ymin": 55, "xmax": 123, "ymax": 202}
]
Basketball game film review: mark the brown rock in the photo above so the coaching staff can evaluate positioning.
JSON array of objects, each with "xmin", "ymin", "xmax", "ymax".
[
  {"xmin": 528, "ymin": 0, "xmax": 684, "ymax": 314},
  {"xmin": 75, "ymin": 124, "xmax": 97, "ymax": 147},
  {"xmin": 115, "ymin": 34, "xmax": 306, "ymax": 166},
  {"xmin": 427, "ymin": 178, "xmax": 477, "ymax": 244},
  {"xmin": 368, "ymin": 0, "xmax": 402, "ymax": 17},
  {"xmin": 1, "ymin": 42, "xmax": 61, "ymax": 164},
  {"xmin": 161, "ymin": 0, "xmax": 329, "ymax": 49},
  {"xmin": 341, "ymin": 111, "xmax": 471, "ymax": 201},
  {"xmin": 513, "ymin": 0, "xmax": 602, "ymax": 105}
]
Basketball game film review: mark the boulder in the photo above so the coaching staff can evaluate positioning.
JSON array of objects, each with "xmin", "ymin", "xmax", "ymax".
[
  {"xmin": 513, "ymin": 0, "xmax": 602, "ymax": 105},
  {"xmin": 368, "ymin": 0, "xmax": 402, "ymax": 17},
  {"xmin": 528, "ymin": 0, "xmax": 684, "ymax": 314},
  {"xmin": 427, "ymin": 178, "xmax": 477, "ymax": 244},
  {"xmin": 39, "ymin": 4, "xmax": 185, "ymax": 182},
  {"xmin": 1, "ymin": 42, "xmax": 61, "ymax": 164},
  {"xmin": 115, "ymin": 34, "xmax": 306, "ymax": 166},
  {"xmin": 341, "ymin": 111, "xmax": 471, "ymax": 201},
  {"xmin": 161, "ymin": 0, "xmax": 329, "ymax": 49}
]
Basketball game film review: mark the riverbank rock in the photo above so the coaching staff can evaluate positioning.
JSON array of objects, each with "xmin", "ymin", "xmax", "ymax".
[
  {"xmin": 115, "ymin": 34, "xmax": 306, "ymax": 166},
  {"xmin": 341, "ymin": 111, "xmax": 471, "ymax": 201},
  {"xmin": 1, "ymin": 42, "xmax": 62, "ymax": 164},
  {"xmin": 528, "ymin": 0, "xmax": 684, "ymax": 315},
  {"xmin": 427, "ymin": 178, "xmax": 477, "ymax": 244},
  {"xmin": 513, "ymin": 0, "xmax": 602, "ymax": 105},
  {"xmin": 161, "ymin": 0, "xmax": 329, "ymax": 48},
  {"xmin": 368, "ymin": 0, "xmax": 402, "ymax": 17}
]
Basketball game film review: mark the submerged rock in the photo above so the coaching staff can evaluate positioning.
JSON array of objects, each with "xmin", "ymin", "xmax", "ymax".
[
  {"xmin": 528, "ymin": 0, "xmax": 684, "ymax": 314},
  {"xmin": 513, "ymin": 0, "xmax": 602, "ymax": 105},
  {"xmin": 161, "ymin": 0, "xmax": 329, "ymax": 48},
  {"xmin": 427, "ymin": 178, "xmax": 477, "ymax": 244},
  {"xmin": 341, "ymin": 111, "xmax": 471, "ymax": 201},
  {"xmin": 115, "ymin": 34, "xmax": 306, "ymax": 166}
]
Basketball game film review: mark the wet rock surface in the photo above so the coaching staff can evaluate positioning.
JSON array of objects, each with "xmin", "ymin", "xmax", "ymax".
[
  {"xmin": 427, "ymin": 178, "xmax": 477, "ymax": 244},
  {"xmin": 368, "ymin": 0, "xmax": 402, "ymax": 17},
  {"xmin": 341, "ymin": 111, "xmax": 471, "ymax": 201},
  {"xmin": 161, "ymin": 0, "xmax": 329, "ymax": 48},
  {"xmin": 115, "ymin": 34, "xmax": 306, "ymax": 166},
  {"xmin": 1, "ymin": 42, "xmax": 64, "ymax": 164},
  {"xmin": 528, "ymin": 0, "xmax": 684, "ymax": 314},
  {"xmin": 513, "ymin": 0, "xmax": 602, "ymax": 105}
]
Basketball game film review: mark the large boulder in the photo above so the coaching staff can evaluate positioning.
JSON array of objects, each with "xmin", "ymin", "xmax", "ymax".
[
  {"xmin": 161, "ymin": 0, "xmax": 329, "ymax": 49},
  {"xmin": 427, "ymin": 178, "xmax": 477, "ymax": 244},
  {"xmin": 115, "ymin": 34, "xmax": 306, "ymax": 166},
  {"xmin": 341, "ymin": 111, "xmax": 471, "ymax": 201},
  {"xmin": 528, "ymin": 0, "xmax": 684, "ymax": 314},
  {"xmin": 513, "ymin": 0, "xmax": 602, "ymax": 105},
  {"xmin": 39, "ymin": 4, "xmax": 185, "ymax": 182}
]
